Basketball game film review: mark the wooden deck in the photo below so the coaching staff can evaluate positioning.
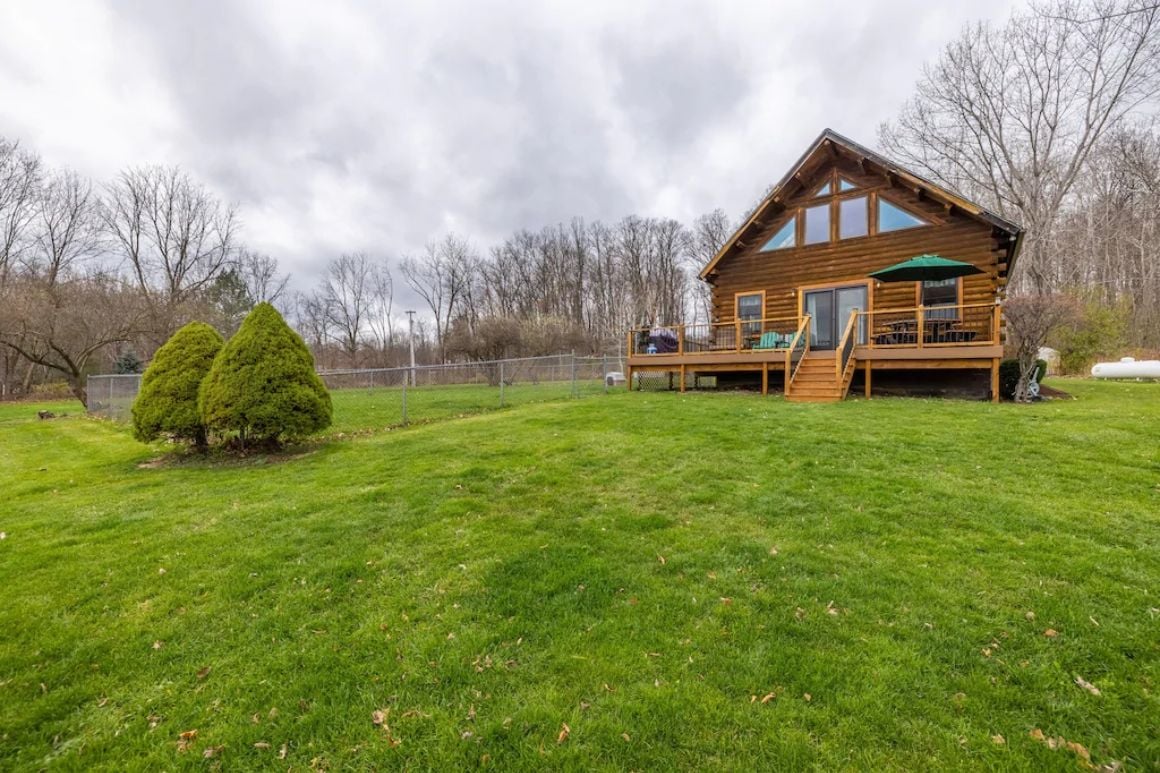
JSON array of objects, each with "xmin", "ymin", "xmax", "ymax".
[{"xmin": 626, "ymin": 303, "xmax": 1002, "ymax": 402}]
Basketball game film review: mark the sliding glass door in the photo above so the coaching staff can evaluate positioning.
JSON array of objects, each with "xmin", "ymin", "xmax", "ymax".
[{"xmin": 803, "ymin": 285, "xmax": 868, "ymax": 350}]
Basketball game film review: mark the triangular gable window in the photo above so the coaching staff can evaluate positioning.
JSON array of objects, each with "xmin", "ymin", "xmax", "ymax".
[
  {"xmin": 877, "ymin": 199, "xmax": 929, "ymax": 232},
  {"xmin": 838, "ymin": 177, "xmax": 857, "ymax": 192},
  {"xmin": 760, "ymin": 216, "xmax": 797, "ymax": 251},
  {"xmin": 813, "ymin": 182, "xmax": 832, "ymax": 197}
]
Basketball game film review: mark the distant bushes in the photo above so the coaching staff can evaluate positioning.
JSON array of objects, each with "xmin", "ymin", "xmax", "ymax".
[
  {"xmin": 1051, "ymin": 296, "xmax": 1129, "ymax": 374},
  {"xmin": 132, "ymin": 304, "xmax": 331, "ymax": 452},
  {"xmin": 999, "ymin": 358, "xmax": 1047, "ymax": 400}
]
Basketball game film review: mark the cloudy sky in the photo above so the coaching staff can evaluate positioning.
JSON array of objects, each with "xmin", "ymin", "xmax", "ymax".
[{"xmin": 1, "ymin": 0, "xmax": 1020, "ymax": 297}]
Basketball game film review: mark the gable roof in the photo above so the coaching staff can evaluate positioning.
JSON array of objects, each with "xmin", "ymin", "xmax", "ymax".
[{"xmin": 700, "ymin": 128, "xmax": 1024, "ymax": 282}]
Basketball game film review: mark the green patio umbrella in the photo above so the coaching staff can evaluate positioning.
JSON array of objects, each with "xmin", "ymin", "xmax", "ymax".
[{"xmin": 868, "ymin": 254, "xmax": 984, "ymax": 283}]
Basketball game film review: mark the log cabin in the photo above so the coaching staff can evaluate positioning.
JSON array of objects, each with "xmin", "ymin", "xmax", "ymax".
[{"xmin": 625, "ymin": 129, "xmax": 1024, "ymax": 402}]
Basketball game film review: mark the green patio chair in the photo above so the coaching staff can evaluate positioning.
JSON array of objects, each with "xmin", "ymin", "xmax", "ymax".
[{"xmin": 753, "ymin": 332, "xmax": 780, "ymax": 350}]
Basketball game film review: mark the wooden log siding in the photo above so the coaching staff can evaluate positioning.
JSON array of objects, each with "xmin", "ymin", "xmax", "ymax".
[{"xmin": 709, "ymin": 163, "xmax": 1001, "ymax": 323}]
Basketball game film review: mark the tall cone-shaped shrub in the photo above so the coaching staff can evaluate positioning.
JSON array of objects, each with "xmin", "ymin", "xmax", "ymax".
[
  {"xmin": 199, "ymin": 302, "xmax": 332, "ymax": 446},
  {"xmin": 132, "ymin": 322, "xmax": 224, "ymax": 448}
]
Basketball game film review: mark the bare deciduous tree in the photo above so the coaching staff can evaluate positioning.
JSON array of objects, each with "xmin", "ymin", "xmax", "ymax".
[
  {"xmin": 401, "ymin": 234, "xmax": 476, "ymax": 361},
  {"xmin": 32, "ymin": 170, "xmax": 103, "ymax": 286},
  {"xmin": 237, "ymin": 249, "xmax": 290, "ymax": 307},
  {"xmin": 0, "ymin": 271, "xmax": 144, "ymax": 405},
  {"xmin": 102, "ymin": 165, "xmax": 238, "ymax": 337},
  {"xmin": 688, "ymin": 209, "xmax": 733, "ymax": 325},
  {"xmin": 321, "ymin": 252, "xmax": 374, "ymax": 366},
  {"xmin": 880, "ymin": 0, "xmax": 1160, "ymax": 292},
  {"xmin": 1004, "ymin": 293, "xmax": 1080, "ymax": 401},
  {"xmin": 0, "ymin": 139, "xmax": 41, "ymax": 286}
]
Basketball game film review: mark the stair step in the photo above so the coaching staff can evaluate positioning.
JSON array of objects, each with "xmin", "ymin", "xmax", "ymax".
[{"xmin": 793, "ymin": 383, "xmax": 839, "ymax": 394}]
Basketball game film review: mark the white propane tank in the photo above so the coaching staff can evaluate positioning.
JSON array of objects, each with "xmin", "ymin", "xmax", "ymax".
[{"xmin": 1091, "ymin": 357, "xmax": 1160, "ymax": 379}]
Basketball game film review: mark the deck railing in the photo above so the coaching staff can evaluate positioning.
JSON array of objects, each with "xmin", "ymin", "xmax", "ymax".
[
  {"xmin": 627, "ymin": 316, "xmax": 801, "ymax": 357},
  {"xmin": 856, "ymin": 302, "xmax": 1000, "ymax": 349},
  {"xmin": 627, "ymin": 302, "xmax": 1000, "ymax": 360},
  {"xmin": 785, "ymin": 315, "xmax": 811, "ymax": 391}
]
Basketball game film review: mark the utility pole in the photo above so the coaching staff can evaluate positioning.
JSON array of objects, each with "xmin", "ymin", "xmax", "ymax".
[{"xmin": 406, "ymin": 310, "xmax": 416, "ymax": 387}]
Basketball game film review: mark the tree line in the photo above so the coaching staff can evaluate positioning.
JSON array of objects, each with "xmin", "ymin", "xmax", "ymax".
[{"xmin": 0, "ymin": 136, "xmax": 733, "ymax": 404}]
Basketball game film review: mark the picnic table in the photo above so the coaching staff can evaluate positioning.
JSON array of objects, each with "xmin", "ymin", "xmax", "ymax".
[{"xmin": 875, "ymin": 317, "xmax": 977, "ymax": 345}]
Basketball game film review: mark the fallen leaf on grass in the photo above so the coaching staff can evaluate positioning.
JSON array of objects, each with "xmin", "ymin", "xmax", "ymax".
[
  {"xmin": 176, "ymin": 729, "xmax": 198, "ymax": 753},
  {"xmin": 760, "ymin": 692, "xmax": 775, "ymax": 704},
  {"xmin": 803, "ymin": 693, "xmax": 812, "ymax": 702},
  {"xmin": 196, "ymin": 666, "xmax": 212, "ymax": 680},
  {"xmin": 278, "ymin": 743, "xmax": 288, "ymax": 759},
  {"xmin": 203, "ymin": 746, "xmax": 222, "ymax": 759},
  {"xmin": 254, "ymin": 742, "xmax": 270, "ymax": 750},
  {"xmin": 1074, "ymin": 675, "xmax": 1101, "ymax": 696},
  {"xmin": 657, "ymin": 555, "xmax": 666, "ymax": 565},
  {"xmin": 1043, "ymin": 628, "xmax": 1059, "ymax": 638},
  {"xmin": 991, "ymin": 734, "xmax": 1005, "ymax": 745},
  {"xmin": 621, "ymin": 732, "xmax": 630, "ymax": 742},
  {"xmin": 557, "ymin": 722, "xmax": 570, "ymax": 744},
  {"xmin": 372, "ymin": 709, "xmax": 387, "ymax": 726},
  {"xmin": 97, "ymin": 696, "xmax": 109, "ymax": 708},
  {"xmin": 720, "ymin": 597, "xmax": 732, "ymax": 606},
  {"xmin": 769, "ymin": 546, "xmax": 779, "ymax": 556},
  {"xmin": 148, "ymin": 714, "xmax": 162, "ymax": 730},
  {"xmin": 152, "ymin": 641, "xmax": 163, "ymax": 650}
]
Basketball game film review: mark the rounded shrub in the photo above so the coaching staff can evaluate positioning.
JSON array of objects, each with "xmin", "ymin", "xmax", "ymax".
[
  {"xmin": 198, "ymin": 302, "xmax": 332, "ymax": 447},
  {"xmin": 132, "ymin": 322, "xmax": 224, "ymax": 447}
]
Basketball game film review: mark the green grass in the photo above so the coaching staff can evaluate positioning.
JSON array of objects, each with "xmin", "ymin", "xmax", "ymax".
[
  {"xmin": 327, "ymin": 380, "xmax": 606, "ymax": 435},
  {"xmin": 1, "ymin": 381, "xmax": 1157, "ymax": 770}
]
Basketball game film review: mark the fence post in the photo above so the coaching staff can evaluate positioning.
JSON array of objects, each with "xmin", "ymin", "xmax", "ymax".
[
  {"xmin": 499, "ymin": 361, "xmax": 505, "ymax": 407},
  {"xmin": 570, "ymin": 351, "xmax": 577, "ymax": 398},
  {"xmin": 602, "ymin": 354, "xmax": 608, "ymax": 394},
  {"xmin": 401, "ymin": 373, "xmax": 408, "ymax": 426}
]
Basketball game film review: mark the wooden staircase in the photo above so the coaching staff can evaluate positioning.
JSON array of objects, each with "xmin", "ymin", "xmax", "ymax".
[{"xmin": 786, "ymin": 351, "xmax": 856, "ymax": 403}]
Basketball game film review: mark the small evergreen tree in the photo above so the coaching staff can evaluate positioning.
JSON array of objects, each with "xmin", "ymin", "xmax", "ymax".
[
  {"xmin": 114, "ymin": 350, "xmax": 143, "ymax": 374},
  {"xmin": 199, "ymin": 302, "xmax": 332, "ymax": 448},
  {"xmin": 131, "ymin": 322, "xmax": 224, "ymax": 447}
]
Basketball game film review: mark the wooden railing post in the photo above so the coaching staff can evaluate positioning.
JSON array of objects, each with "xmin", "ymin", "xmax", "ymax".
[
  {"xmin": 626, "ymin": 330, "xmax": 633, "ymax": 358},
  {"xmin": 917, "ymin": 305, "xmax": 925, "ymax": 349},
  {"xmin": 678, "ymin": 324, "xmax": 685, "ymax": 356},
  {"xmin": 991, "ymin": 303, "xmax": 1000, "ymax": 344},
  {"xmin": 735, "ymin": 320, "xmax": 741, "ymax": 352}
]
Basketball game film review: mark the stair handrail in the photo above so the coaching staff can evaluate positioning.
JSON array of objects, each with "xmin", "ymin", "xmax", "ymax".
[
  {"xmin": 785, "ymin": 315, "xmax": 811, "ymax": 392},
  {"xmin": 835, "ymin": 309, "xmax": 859, "ymax": 385}
]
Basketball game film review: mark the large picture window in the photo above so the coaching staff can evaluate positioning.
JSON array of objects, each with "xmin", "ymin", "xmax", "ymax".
[
  {"xmin": 839, "ymin": 196, "xmax": 868, "ymax": 239},
  {"xmin": 878, "ymin": 199, "xmax": 929, "ymax": 233},
  {"xmin": 804, "ymin": 204, "xmax": 830, "ymax": 245},
  {"xmin": 760, "ymin": 216, "xmax": 797, "ymax": 251}
]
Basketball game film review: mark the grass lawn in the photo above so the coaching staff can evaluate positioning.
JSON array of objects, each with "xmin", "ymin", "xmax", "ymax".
[
  {"xmin": 0, "ymin": 380, "xmax": 1157, "ymax": 770},
  {"xmin": 327, "ymin": 380, "xmax": 606, "ymax": 435}
]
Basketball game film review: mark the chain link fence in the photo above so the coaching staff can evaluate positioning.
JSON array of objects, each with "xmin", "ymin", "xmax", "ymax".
[
  {"xmin": 85, "ymin": 373, "xmax": 145, "ymax": 422},
  {"xmin": 87, "ymin": 353, "xmax": 627, "ymax": 429}
]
